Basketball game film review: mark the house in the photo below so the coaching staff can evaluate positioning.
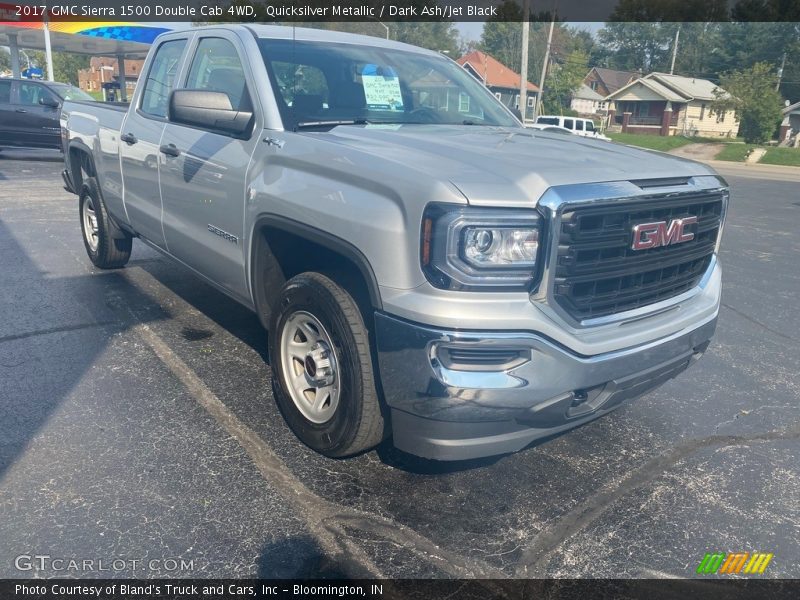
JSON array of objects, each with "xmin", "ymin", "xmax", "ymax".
[
  {"xmin": 570, "ymin": 83, "xmax": 607, "ymax": 116},
  {"xmin": 780, "ymin": 100, "xmax": 800, "ymax": 146},
  {"xmin": 78, "ymin": 57, "xmax": 145, "ymax": 96},
  {"xmin": 604, "ymin": 72, "xmax": 739, "ymax": 137},
  {"xmin": 456, "ymin": 50, "xmax": 540, "ymax": 120},
  {"xmin": 584, "ymin": 67, "xmax": 639, "ymax": 97}
]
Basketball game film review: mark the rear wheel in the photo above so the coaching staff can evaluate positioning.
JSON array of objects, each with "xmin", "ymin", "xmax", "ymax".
[
  {"xmin": 268, "ymin": 273, "xmax": 385, "ymax": 457},
  {"xmin": 79, "ymin": 177, "xmax": 132, "ymax": 269}
]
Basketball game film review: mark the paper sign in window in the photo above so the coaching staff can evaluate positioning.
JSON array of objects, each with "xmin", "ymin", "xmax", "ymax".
[{"xmin": 361, "ymin": 65, "xmax": 404, "ymax": 111}]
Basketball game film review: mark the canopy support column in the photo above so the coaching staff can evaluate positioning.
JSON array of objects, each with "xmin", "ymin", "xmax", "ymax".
[
  {"xmin": 8, "ymin": 33, "xmax": 21, "ymax": 78},
  {"xmin": 117, "ymin": 54, "xmax": 127, "ymax": 102}
]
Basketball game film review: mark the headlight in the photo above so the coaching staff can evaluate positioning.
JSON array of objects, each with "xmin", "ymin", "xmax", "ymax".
[{"xmin": 421, "ymin": 204, "xmax": 543, "ymax": 290}]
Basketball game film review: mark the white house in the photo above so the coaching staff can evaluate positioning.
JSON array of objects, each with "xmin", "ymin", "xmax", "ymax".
[{"xmin": 570, "ymin": 84, "xmax": 606, "ymax": 116}]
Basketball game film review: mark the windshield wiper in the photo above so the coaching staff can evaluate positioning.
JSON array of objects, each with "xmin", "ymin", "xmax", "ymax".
[{"xmin": 294, "ymin": 119, "xmax": 370, "ymax": 130}]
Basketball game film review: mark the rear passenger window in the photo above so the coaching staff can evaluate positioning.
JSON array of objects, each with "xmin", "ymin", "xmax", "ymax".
[
  {"xmin": 575, "ymin": 120, "xmax": 584, "ymax": 131},
  {"xmin": 0, "ymin": 80, "xmax": 11, "ymax": 103},
  {"xmin": 141, "ymin": 39, "xmax": 187, "ymax": 118},
  {"xmin": 185, "ymin": 38, "xmax": 252, "ymax": 112},
  {"xmin": 563, "ymin": 118, "xmax": 574, "ymax": 130}
]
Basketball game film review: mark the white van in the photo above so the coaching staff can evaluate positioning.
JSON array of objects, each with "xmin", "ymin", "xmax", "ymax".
[{"xmin": 535, "ymin": 116, "xmax": 610, "ymax": 141}]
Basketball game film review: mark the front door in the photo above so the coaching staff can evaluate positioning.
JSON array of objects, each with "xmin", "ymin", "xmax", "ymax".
[
  {"xmin": 159, "ymin": 35, "xmax": 259, "ymax": 302},
  {"xmin": 10, "ymin": 81, "xmax": 60, "ymax": 148},
  {"xmin": 120, "ymin": 37, "xmax": 189, "ymax": 248}
]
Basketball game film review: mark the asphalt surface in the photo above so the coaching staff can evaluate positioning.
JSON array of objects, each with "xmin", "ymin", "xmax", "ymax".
[{"xmin": 0, "ymin": 148, "xmax": 798, "ymax": 580}]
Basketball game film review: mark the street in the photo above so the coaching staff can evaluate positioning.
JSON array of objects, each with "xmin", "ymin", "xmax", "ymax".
[{"xmin": 0, "ymin": 148, "xmax": 798, "ymax": 579}]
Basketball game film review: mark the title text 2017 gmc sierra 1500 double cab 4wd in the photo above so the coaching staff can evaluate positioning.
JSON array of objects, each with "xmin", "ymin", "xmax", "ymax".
[{"xmin": 61, "ymin": 25, "xmax": 727, "ymax": 461}]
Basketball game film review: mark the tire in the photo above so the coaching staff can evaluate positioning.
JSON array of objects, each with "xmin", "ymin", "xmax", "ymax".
[
  {"xmin": 269, "ymin": 272, "xmax": 386, "ymax": 457},
  {"xmin": 79, "ymin": 176, "xmax": 132, "ymax": 269}
]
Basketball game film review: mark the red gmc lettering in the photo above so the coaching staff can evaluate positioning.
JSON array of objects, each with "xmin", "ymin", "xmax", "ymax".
[{"xmin": 632, "ymin": 216, "xmax": 698, "ymax": 250}]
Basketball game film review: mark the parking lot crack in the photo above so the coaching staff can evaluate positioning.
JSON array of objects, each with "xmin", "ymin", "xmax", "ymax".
[{"xmin": 514, "ymin": 423, "xmax": 800, "ymax": 577}]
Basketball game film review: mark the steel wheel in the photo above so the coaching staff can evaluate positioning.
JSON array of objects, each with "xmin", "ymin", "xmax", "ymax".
[
  {"xmin": 279, "ymin": 310, "xmax": 340, "ymax": 424},
  {"xmin": 81, "ymin": 195, "xmax": 99, "ymax": 252}
]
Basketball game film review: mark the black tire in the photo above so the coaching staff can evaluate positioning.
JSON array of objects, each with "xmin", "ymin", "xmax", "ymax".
[
  {"xmin": 79, "ymin": 176, "xmax": 132, "ymax": 269},
  {"xmin": 268, "ymin": 272, "xmax": 386, "ymax": 457}
]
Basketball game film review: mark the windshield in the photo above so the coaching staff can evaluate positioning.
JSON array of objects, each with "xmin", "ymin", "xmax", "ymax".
[
  {"xmin": 51, "ymin": 84, "xmax": 95, "ymax": 102},
  {"xmin": 258, "ymin": 38, "xmax": 520, "ymax": 129}
]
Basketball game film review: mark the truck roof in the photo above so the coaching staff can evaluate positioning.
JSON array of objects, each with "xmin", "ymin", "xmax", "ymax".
[{"xmin": 183, "ymin": 24, "xmax": 442, "ymax": 58}]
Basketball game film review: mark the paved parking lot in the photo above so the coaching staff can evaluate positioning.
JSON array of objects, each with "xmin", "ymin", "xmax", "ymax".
[{"xmin": 0, "ymin": 149, "xmax": 798, "ymax": 579}]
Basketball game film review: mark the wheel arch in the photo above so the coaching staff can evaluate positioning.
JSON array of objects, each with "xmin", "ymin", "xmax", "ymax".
[
  {"xmin": 250, "ymin": 215, "xmax": 383, "ymax": 329},
  {"xmin": 67, "ymin": 139, "xmax": 96, "ymax": 192}
]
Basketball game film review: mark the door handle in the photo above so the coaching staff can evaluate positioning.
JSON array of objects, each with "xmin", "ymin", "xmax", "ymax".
[
  {"xmin": 15, "ymin": 108, "xmax": 27, "ymax": 113},
  {"xmin": 120, "ymin": 132, "xmax": 137, "ymax": 145},
  {"xmin": 159, "ymin": 143, "xmax": 180, "ymax": 157}
]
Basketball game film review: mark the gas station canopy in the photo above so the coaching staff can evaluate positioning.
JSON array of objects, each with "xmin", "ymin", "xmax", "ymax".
[{"xmin": 0, "ymin": 21, "xmax": 170, "ymax": 58}]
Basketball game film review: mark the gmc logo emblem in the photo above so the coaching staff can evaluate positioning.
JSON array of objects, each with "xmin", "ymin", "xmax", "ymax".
[{"xmin": 631, "ymin": 216, "xmax": 698, "ymax": 250}]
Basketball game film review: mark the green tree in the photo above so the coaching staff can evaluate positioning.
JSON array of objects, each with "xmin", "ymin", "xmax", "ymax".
[
  {"xmin": 478, "ymin": 0, "xmax": 524, "ymax": 71},
  {"xmin": 542, "ymin": 50, "xmax": 587, "ymax": 114},
  {"xmin": 596, "ymin": 22, "xmax": 672, "ymax": 72},
  {"xmin": 52, "ymin": 53, "xmax": 89, "ymax": 85},
  {"xmin": 712, "ymin": 62, "xmax": 783, "ymax": 143},
  {"xmin": 0, "ymin": 48, "xmax": 10, "ymax": 72}
]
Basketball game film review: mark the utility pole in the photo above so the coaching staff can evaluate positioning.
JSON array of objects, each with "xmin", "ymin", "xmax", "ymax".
[
  {"xmin": 519, "ymin": 0, "xmax": 530, "ymax": 123},
  {"xmin": 669, "ymin": 27, "xmax": 680, "ymax": 75},
  {"xmin": 536, "ymin": 19, "xmax": 555, "ymax": 119},
  {"xmin": 776, "ymin": 52, "xmax": 786, "ymax": 92}
]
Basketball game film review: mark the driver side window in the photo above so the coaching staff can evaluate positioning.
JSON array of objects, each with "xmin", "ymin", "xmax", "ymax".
[
  {"xmin": 17, "ymin": 82, "xmax": 52, "ymax": 106},
  {"xmin": 185, "ymin": 37, "xmax": 252, "ymax": 112}
]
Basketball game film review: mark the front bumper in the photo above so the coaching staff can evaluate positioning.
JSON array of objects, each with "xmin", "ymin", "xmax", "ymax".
[{"xmin": 375, "ymin": 312, "xmax": 717, "ymax": 460}]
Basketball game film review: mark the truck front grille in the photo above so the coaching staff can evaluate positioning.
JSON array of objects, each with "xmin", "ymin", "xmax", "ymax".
[{"xmin": 553, "ymin": 192, "xmax": 723, "ymax": 321}]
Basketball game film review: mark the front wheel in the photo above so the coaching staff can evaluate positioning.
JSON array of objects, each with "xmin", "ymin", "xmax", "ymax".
[{"xmin": 268, "ymin": 273, "xmax": 385, "ymax": 457}]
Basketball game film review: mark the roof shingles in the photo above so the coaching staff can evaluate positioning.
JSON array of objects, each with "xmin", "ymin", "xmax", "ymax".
[{"xmin": 456, "ymin": 50, "xmax": 539, "ymax": 92}]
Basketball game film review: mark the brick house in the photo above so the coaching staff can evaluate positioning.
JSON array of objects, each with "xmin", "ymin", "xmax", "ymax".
[
  {"xmin": 584, "ymin": 67, "xmax": 639, "ymax": 97},
  {"xmin": 78, "ymin": 57, "xmax": 145, "ymax": 96}
]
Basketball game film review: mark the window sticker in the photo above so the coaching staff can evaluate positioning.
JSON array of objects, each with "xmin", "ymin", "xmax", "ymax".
[{"xmin": 361, "ymin": 64, "xmax": 404, "ymax": 111}]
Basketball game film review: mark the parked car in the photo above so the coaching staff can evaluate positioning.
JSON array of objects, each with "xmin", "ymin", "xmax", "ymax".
[
  {"xmin": 527, "ymin": 123, "xmax": 573, "ymax": 135},
  {"xmin": 535, "ymin": 115, "xmax": 610, "ymax": 140},
  {"xmin": 0, "ymin": 78, "xmax": 95, "ymax": 151},
  {"xmin": 62, "ymin": 25, "xmax": 727, "ymax": 461}
]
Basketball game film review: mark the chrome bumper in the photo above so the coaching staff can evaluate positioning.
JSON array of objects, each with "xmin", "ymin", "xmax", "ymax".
[{"xmin": 375, "ymin": 312, "xmax": 717, "ymax": 460}]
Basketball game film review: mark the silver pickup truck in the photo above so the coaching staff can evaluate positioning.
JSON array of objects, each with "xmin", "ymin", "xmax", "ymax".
[{"xmin": 61, "ymin": 24, "xmax": 727, "ymax": 461}]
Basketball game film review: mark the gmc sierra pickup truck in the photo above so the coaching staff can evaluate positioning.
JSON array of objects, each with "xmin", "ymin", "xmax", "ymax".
[{"xmin": 61, "ymin": 25, "xmax": 727, "ymax": 461}]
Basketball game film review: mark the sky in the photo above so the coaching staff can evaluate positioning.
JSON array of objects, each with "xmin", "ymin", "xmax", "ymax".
[{"xmin": 456, "ymin": 21, "xmax": 603, "ymax": 42}]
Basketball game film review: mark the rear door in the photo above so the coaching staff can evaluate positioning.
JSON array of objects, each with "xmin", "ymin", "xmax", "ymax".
[
  {"xmin": 120, "ymin": 36, "xmax": 190, "ymax": 248},
  {"xmin": 159, "ymin": 33, "xmax": 259, "ymax": 301},
  {"xmin": 0, "ymin": 80, "xmax": 13, "ymax": 145},
  {"xmin": 8, "ymin": 81, "xmax": 61, "ymax": 148}
]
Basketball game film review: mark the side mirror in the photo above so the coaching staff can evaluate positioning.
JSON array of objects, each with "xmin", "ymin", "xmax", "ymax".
[
  {"xmin": 39, "ymin": 96, "xmax": 60, "ymax": 108},
  {"xmin": 168, "ymin": 89, "xmax": 253, "ymax": 137}
]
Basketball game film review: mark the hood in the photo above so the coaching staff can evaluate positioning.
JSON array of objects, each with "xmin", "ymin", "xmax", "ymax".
[{"xmin": 302, "ymin": 125, "xmax": 716, "ymax": 206}]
